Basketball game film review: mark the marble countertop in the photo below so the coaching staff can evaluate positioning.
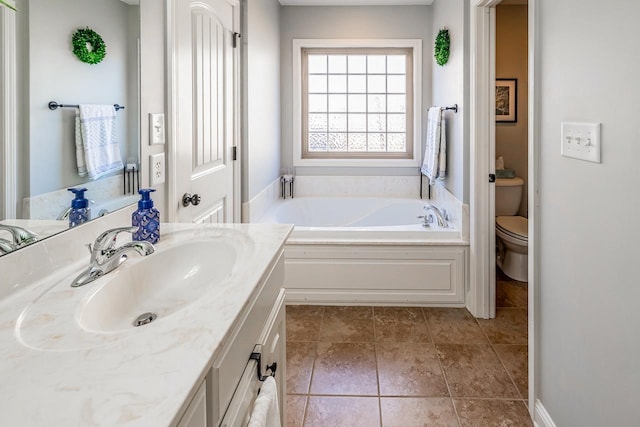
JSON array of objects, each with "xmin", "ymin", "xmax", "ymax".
[{"xmin": 0, "ymin": 222, "xmax": 293, "ymax": 427}]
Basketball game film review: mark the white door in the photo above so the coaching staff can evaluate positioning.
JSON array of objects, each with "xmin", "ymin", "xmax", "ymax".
[{"xmin": 169, "ymin": 0, "xmax": 238, "ymax": 224}]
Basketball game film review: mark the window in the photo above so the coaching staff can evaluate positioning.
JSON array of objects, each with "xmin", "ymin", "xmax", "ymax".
[{"xmin": 293, "ymin": 40, "xmax": 422, "ymax": 167}]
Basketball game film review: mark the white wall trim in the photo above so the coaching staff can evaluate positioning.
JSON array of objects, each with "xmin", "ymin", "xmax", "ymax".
[
  {"xmin": 232, "ymin": 3, "xmax": 241, "ymax": 222},
  {"xmin": 291, "ymin": 38, "xmax": 422, "ymax": 168},
  {"xmin": 528, "ymin": 0, "xmax": 540, "ymax": 413},
  {"xmin": 165, "ymin": 0, "xmax": 179, "ymax": 222},
  {"xmin": 534, "ymin": 400, "xmax": 557, "ymax": 427},
  {"xmin": 285, "ymin": 289, "xmax": 466, "ymax": 307},
  {"xmin": 1, "ymin": 2, "xmax": 17, "ymax": 219}
]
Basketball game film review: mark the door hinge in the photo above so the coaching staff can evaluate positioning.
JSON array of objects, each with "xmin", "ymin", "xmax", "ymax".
[
  {"xmin": 232, "ymin": 146, "xmax": 237, "ymax": 161},
  {"xmin": 489, "ymin": 174, "xmax": 496, "ymax": 183},
  {"xmin": 232, "ymin": 32, "xmax": 241, "ymax": 48}
]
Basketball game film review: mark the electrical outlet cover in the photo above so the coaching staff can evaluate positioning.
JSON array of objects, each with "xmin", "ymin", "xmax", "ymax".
[
  {"xmin": 561, "ymin": 122, "xmax": 601, "ymax": 163},
  {"xmin": 150, "ymin": 153, "xmax": 165, "ymax": 185}
]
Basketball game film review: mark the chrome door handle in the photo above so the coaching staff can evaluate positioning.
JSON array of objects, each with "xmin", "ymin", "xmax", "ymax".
[{"xmin": 182, "ymin": 193, "xmax": 202, "ymax": 207}]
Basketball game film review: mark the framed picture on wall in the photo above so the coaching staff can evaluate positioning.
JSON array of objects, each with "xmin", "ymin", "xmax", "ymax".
[{"xmin": 496, "ymin": 78, "xmax": 517, "ymax": 122}]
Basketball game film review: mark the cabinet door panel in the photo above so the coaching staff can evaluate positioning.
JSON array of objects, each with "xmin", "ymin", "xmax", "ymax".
[{"xmin": 177, "ymin": 380, "xmax": 207, "ymax": 427}]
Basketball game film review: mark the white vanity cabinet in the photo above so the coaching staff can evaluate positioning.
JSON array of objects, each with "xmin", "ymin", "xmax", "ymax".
[
  {"xmin": 177, "ymin": 381, "xmax": 208, "ymax": 427},
  {"xmin": 174, "ymin": 251, "xmax": 286, "ymax": 427},
  {"xmin": 0, "ymin": 223, "xmax": 294, "ymax": 427}
]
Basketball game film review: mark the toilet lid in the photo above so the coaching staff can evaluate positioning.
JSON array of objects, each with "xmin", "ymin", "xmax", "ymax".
[{"xmin": 496, "ymin": 216, "xmax": 528, "ymax": 240}]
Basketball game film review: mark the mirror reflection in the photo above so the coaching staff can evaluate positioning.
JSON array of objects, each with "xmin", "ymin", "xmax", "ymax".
[{"xmin": 0, "ymin": 0, "xmax": 141, "ymax": 256}]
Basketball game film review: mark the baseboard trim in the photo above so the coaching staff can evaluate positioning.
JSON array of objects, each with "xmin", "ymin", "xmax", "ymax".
[
  {"xmin": 284, "ymin": 289, "xmax": 466, "ymax": 307},
  {"xmin": 534, "ymin": 400, "xmax": 556, "ymax": 427}
]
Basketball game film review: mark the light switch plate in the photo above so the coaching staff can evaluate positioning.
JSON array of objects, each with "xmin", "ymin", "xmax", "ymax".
[
  {"xmin": 149, "ymin": 113, "xmax": 165, "ymax": 145},
  {"xmin": 149, "ymin": 153, "xmax": 165, "ymax": 185},
  {"xmin": 561, "ymin": 122, "xmax": 601, "ymax": 163}
]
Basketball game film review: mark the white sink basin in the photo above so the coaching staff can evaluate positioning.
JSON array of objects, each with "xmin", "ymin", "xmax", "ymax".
[
  {"xmin": 80, "ymin": 239, "xmax": 237, "ymax": 332},
  {"xmin": 15, "ymin": 227, "xmax": 253, "ymax": 351}
]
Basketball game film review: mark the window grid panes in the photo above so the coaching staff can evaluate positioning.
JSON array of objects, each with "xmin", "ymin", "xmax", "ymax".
[{"xmin": 304, "ymin": 50, "xmax": 411, "ymax": 157}]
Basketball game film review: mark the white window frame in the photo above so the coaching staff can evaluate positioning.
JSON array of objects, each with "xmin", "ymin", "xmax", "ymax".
[{"xmin": 293, "ymin": 39, "xmax": 422, "ymax": 167}]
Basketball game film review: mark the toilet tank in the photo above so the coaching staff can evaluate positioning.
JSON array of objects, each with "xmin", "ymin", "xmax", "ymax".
[{"xmin": 495, "ymin": 177, "xmax": 524, "ymax": 216}]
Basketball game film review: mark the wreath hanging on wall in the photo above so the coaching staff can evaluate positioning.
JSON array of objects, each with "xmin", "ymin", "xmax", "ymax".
[
  {"xmin": 72, "ymin": 28, "xmax": 106, "ymax": 65},
  {"xmin": 434, "ymin": 28, "xmax": 450, "ymax": 66}
]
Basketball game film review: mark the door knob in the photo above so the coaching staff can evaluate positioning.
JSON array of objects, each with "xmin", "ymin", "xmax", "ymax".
[{"xmin": 182, "ymin": 193, "xmax": 202, "ymax": 207}]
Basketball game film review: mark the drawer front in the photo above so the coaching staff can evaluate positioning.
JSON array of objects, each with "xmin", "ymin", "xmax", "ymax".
[
  {"xmin": 219, "ymin": 291, "xmax": 286, "ymax": 427},
  {"xmin": 219, "ymin": 359, "xmax": 261, "ymax": 427},
  {"xmin": 210, "ymin": 253, "xmax": 284, "ymax": 426},
  {"xmin": 257, "ymin": 290, "xmax": 286, "ymax": 419}
]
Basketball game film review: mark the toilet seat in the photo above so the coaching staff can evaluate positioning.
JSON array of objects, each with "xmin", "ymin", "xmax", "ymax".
[{"xmin": 496, "ymin": 216, "xmax": 528, "ymax": 242}]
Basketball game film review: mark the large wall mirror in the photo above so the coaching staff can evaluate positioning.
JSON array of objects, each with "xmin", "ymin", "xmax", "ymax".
[{"xmin": 0, "ymin": 0, "xmax": 141, "ymax": 256}]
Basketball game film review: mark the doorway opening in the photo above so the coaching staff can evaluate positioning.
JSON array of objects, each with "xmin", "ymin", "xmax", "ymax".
[
  {"xmin": 469, "ymin": 0, "xmax": 537, "ymax": 418},
  {"xmin": 492, "ymin": 2, "xmax": 530, "ymax": 415}
]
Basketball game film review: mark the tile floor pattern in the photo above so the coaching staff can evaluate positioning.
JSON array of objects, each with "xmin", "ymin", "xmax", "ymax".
[{"xmin": 285, "ymin": 273, "xmax": 531, "ymax": 427}]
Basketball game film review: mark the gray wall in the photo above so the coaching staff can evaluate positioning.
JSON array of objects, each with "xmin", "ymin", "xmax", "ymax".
[
  {"xmin": 243, "ymin": 0, "xmax": 281, "ymax": 201},
  {"xmin": 538, "ymin": 0, "xmax": 640, "ymax": 424},
  {"xmin": 139, "ymin": 0, "xmax": 166, "ymax": 213},
  {"xmin": 431, "ymin": 0, "xmax": 468, "ymax": 202},
  {"xmin": 280, "ymin": 5, "xmax": 432, "ymax": 179},
  {"xmin": 27, "ymin": 0, "xmax": 138, "ymax": 196}
]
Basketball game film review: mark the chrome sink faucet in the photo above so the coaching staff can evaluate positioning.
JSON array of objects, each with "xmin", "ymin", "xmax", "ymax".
[
  {"xmin": 71, "ymin": 226, "xmax": 155, "ymax": 287},
  {"xmin": 57, "ymin": 200, "xmax": 95, "ymax": 221},
  {"xmin": 419, "ymin": 205, "xmax": 449, "ymax": 228},
  {"xmin": 0, "ymin": 238, "xmax": 16, "ymax": 254},
  {"xmin": 0, "ymin": 224, "xmax": 39, "ymax": 248}
]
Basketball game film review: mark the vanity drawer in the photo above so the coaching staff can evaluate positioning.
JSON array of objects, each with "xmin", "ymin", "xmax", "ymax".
[{"xmin": 209, "ymin": 252, "xmax": 284, "ymax": 426}]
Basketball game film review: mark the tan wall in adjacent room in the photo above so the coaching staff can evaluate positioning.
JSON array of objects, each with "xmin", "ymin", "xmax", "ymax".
[{"xmin": 496, "ymin": 5, "xmax": 528, "ymax": 216}]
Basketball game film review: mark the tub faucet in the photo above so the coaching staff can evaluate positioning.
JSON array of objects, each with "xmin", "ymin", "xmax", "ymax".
[
  {"xmin": 421, "ymin": 205, "xmax": 449, "ymax": 228},
  {"xmin": 71, "ymin": 226, "xmax": 155, "ymax": 287},
  {"xmin": 0, "ymin": 224, "xmax": 39, "ymax": 248}
]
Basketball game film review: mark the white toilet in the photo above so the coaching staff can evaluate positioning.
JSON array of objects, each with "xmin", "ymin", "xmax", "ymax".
[{"xmin": 495, "ymin": 177, "xmax": 528, "ymax": 282}]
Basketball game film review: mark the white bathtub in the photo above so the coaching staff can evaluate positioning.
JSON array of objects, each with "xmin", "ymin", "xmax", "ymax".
[
  {"xmin": 258, "ymin": 197, "xmax": 463, "ymax": 243},
  {"xmin": 256, "ymin": 197, "xmax": 469, "ymax": 306}
]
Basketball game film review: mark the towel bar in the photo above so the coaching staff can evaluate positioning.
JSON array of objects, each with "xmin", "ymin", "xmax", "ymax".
[{"xmin": 48, "ymin": 101, "xmax": 125, "ymax": 112}]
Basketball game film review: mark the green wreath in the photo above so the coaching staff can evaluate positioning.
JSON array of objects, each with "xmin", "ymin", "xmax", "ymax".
[
  {"xmin": 434, "ymin": 28, "xmax": 450, "ymax": 66},
  {"xmin": 72, "ymin": 28, "xmax": 106, "ymax": 65}
]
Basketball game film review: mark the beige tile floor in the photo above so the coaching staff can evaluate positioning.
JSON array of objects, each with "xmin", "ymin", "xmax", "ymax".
[{"xmin": 285, "ymin": 271, "xmax": 531, "ymax": 427}]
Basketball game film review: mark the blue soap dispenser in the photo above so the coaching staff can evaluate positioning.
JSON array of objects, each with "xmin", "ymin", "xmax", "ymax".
[
  {"xmin": 132, "ymin": 188, "xmax": 160, "ymax": 244},
  {"xmin": 67, "ymin": 188, "xmax": 91, "ymax": 228}
]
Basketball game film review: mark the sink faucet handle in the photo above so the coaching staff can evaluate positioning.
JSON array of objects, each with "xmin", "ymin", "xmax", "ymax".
[{"xmin": 94, "ymin": 226, "xmax": 138, "ymax": 251}]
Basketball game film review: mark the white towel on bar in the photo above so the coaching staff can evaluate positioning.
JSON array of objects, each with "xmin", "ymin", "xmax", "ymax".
[
  {"xmin": 421, "ymin": 106, "xmax": 447, "ymax": 184},
  {"xmin": 75, "ymin": 105, "xmax": 123, "ymax": 180},
  {"xmin": 248, "ymin": 377, "xmax": 281, "ymax": 427}
]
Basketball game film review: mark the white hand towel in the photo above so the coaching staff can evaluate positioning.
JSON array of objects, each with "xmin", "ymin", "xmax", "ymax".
[
  {"xmin": 74, "ymin": 113, "xmax": 88, "ymax": 177},
  {"xmin": 75, "ymin": 105, "xmax": 123, "ymax": 180},
  {"xmin": 421, "ymin": 107, "xmax": 447, "ymax": 184},
  {"xmin": 248, "ymin": 377, "xmax": 281, "ymax": 427}
]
